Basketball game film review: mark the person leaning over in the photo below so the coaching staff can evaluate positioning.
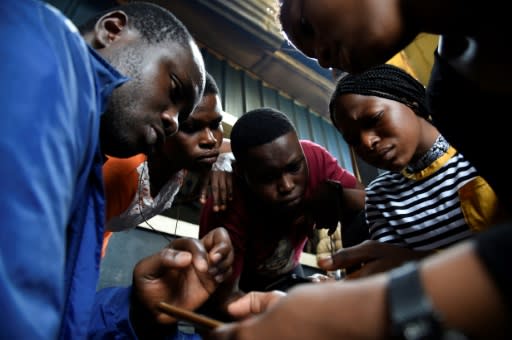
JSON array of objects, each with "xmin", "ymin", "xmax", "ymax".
[
  {"xmin": 319, "ymin": 63, "xmax": 505, "ymax": 278},
  {"xmin": 101, "ymin": 72, "xmax": 233, "ymax": 257},
  {"xmin": 200, "ymin": 107, "xmax": 365, "ymax": 300},
  {"xmin": 0, "ymin": 1, "xmax": 233, "ymax": 339}
]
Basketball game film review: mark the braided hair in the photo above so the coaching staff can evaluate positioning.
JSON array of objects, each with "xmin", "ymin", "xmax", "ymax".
[
  {"xmin": 231, "ymin": 107, "xmax": 295, "ymax": 163},
  {"xmin": 329, "ymin": 64, "xmax": 429, "ymax": 125}
]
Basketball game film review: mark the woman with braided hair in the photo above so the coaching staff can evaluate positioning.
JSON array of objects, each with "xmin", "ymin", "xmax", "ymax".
[{"xmin": 321, "ymin": 64, "xmax": 505, "ymax": 278}]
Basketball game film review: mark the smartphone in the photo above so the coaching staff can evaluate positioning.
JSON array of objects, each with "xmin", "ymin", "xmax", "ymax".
[{"xmin": 264, "ymin": 273, "xmax": 313, "ymax": 291}]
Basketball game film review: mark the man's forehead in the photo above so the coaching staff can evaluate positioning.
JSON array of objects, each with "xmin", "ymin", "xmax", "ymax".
[
  {"xmin": 249, "ymin": 140, "xmax": 300, "ymax": 162},
  {"xmin": 278, "ymin": 0, "xmax": 303, "ymax": 48}
]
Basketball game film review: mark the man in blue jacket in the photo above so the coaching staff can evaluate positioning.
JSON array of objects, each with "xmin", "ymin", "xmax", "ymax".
[{"xmin": 0, "ymin": 1, "xmax": 233, "ymax": 338}]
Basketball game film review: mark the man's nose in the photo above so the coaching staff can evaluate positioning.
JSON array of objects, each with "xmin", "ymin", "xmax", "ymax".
[
  {"xmin": 278, "ymin": 174, "xmax": 294, "ymax": 194},
  {"xmin": 199, "ymin": 128, "xmax": 217, "ymax": 148}
]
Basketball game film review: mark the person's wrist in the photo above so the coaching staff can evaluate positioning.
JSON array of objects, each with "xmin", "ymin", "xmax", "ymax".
[{"xmin": 387, "ymin": 262, "xmax": 444, "ymax": 340}]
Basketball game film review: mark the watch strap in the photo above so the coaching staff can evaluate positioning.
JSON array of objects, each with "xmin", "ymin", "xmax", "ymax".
[{"xmin": 388, "ymin": 262, "xmax": 443, "ymax": 339}]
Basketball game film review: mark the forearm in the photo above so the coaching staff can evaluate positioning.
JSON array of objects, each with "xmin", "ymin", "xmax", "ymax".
[
  {"xmin": 338, "ymin": 187, "xmax": 366, "ymax": 230},
  {"xmin": 319, "ymin": 240, "xmax": 508, "ymax": 338},
  {"xmin": 421, "ymin": 241, "xmax": 508, "ymax": 338},
  {"xmin": 340, "ymin": 188, "xmax": 366, "ymax": 214}
]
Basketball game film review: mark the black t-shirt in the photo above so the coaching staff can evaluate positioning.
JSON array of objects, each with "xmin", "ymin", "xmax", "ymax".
[{"xmin": 427, "ymin": 50, "xmax": 512, "ymax": 315}]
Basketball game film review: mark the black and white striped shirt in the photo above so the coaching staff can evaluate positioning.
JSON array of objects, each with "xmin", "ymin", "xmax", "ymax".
[{"xmin": 365, "ymin": 147, "xmax": 487, "ymax": 250}]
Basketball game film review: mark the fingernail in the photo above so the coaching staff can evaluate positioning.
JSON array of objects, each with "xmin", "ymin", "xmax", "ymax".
[
  {"xmin": 164, "ymin": 250, "xmax": 190, "ymax": 262},
  {"xmin": 319, "ymin": 255, "xmax": 333, "ymax": 266},
  {"xmin": 210, "ymin": 252, "xmax": 221, "ymax": 263},
  {"xmin": 195, "ymin": 258, "xmax": 208, "ymax": 272}
]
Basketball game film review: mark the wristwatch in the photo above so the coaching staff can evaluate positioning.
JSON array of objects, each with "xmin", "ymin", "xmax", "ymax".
[{"xmin": 387, "ymin": 262, "xmax": 443, "ymax": 340}]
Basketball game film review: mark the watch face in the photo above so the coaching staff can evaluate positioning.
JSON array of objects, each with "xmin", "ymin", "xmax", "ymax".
[{"xmin": 402, "ymin": 318, "xmax": 437, "ymax": 340}]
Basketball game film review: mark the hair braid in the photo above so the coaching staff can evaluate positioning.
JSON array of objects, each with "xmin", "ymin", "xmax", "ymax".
[{"xmin": 329, "ymin": 64, "xmax": 429, "ymax": 124}]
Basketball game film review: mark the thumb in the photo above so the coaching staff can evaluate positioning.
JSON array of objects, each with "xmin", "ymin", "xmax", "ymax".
[{"xmin": 134, "ymin": 248, "xmax": 193, "ymax": 280}]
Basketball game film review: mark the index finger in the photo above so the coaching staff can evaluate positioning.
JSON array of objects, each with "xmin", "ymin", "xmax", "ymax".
[
  {"xmin": 167, "ymin": 238, "xmax": 210, "ymax": 273},
  {"xmin": 199, "ymin": 173, "xmax": 211, "ymax": 205},
  {"xmin": 317, "ymin": 241, "xmax": 378, "ymax": 271}
]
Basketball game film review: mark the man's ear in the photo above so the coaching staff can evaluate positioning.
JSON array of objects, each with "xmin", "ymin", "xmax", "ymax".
[{"xmin": 90, "ymin": 11, "xmax": 128, "ymax": 49}]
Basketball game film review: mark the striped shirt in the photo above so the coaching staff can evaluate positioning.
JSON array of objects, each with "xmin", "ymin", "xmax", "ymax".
[{"xmin": 366, "ymin": 146, "xmax": 499, "ymax": 250}]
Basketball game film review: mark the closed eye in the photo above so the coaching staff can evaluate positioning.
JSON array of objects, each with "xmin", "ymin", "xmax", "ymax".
[
  {"xmin": 285, "ymin": 158, "xmax": 303, "ymax": 173},
  {"xmin": 178, "ymin": 121, "xmax": 196, "ymax": 134},
  {"xmin": 361, "ymin": 111, "xmax": 383, "ymax": 129},
  {"xmin": 169, "ymin": 74, "xmax": 183, "ymax": 104},
  {"xmin": 209, "ymin": 116, "xmax": 223, "ymax": 130}
]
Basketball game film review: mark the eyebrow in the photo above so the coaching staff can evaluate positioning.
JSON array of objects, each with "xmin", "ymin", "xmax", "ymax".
[{"xmin": 185, "ymin": 113, "xmax": 223, "ymax": 126}]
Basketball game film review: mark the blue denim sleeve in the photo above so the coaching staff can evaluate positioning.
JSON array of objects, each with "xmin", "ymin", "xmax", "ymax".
[
  {"xmin": 89, "ymin": 287, "xmax": 137, "ymax": 339},
  {"xmin": 90, "ymin": 287, "xmax": 203, "ymax": 340}
]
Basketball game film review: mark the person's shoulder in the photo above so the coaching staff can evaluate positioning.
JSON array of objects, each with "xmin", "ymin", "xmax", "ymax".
[
  {"xmin": 299, "ymin": 139, "xmax": 327, "ymax": 151},
  {"xmin": 299, "ymin": 139, "xmax": 332, "ymax": 158},
  {"xmin": 366, "ymin": 171, "xmax": 398, "ymax": 191},
  {"xmin": 103, "ymin": 154, "xmax": 146, "ymax": 176}
]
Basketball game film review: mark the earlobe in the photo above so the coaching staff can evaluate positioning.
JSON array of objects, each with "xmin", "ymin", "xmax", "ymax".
[{"xmin": 92, "ymin": 10, "xmax": 128, "ymax": 48}]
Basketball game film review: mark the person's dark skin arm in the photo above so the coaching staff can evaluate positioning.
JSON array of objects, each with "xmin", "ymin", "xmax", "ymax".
[
  {"xmin": 307, "ymin": 179, "xmax": 366, "ymax": 235},
  {"xmin": 318, "ymin": 240, "xmax": 434, "ymax": 279},
  {"xmin": 130, "ymin": 227, "xmax": 234, "ymax": 339},
  {"xmin": 206, "ymin": 241, "xmax": 508, "ymax": 339}
]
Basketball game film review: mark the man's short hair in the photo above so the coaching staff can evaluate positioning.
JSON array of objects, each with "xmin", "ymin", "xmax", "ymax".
[
  {"xmin": 231, "ymin": 107, "xmax": 296, "ymax": 162},
  {"xmin": 79, "ymin": 2, "xmax": 191, "ymax": 45},
  {"xmin": 204, "ymin": 72, "xmax": 219, "ymax": 97}
]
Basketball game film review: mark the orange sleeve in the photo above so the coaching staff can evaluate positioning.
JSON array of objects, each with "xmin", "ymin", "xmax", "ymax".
[{"xmin": 101, "ymin": 154, "xmax": 146, "ymax": 257}]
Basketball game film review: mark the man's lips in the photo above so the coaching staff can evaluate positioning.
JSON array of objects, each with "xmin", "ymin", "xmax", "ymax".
[
  {"xmin": 378, "ymin": 146, "xmax": 394, "ymax": 161},
  {"xmin": 196, "ymin": 152, "xmax": 219, "ymax": 164},
  {"xmin": 281, "ymin": 195, "xmax": 301, "ymax": 207}
]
